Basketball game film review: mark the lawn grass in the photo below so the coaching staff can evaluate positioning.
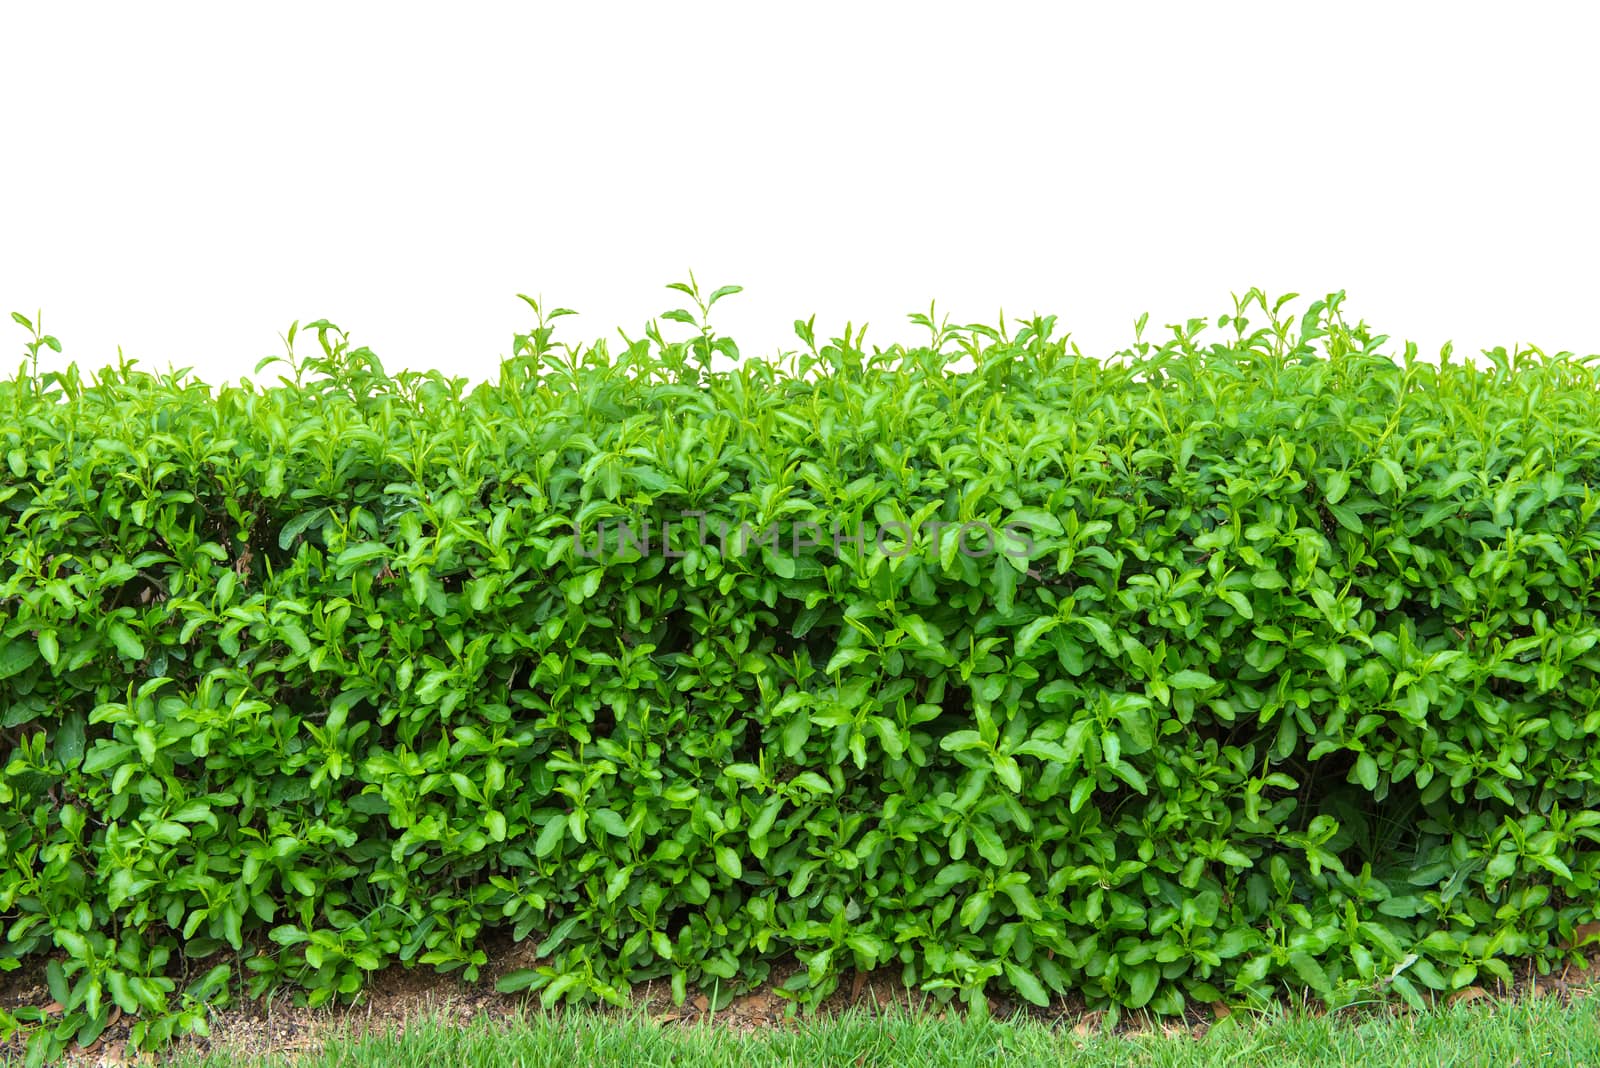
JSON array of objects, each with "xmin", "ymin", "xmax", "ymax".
[{"xmin": 162, "ymin": 995, "xmax": 1600, "ymax": 1068}]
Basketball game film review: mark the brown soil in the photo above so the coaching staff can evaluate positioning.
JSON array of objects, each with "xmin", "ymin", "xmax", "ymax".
[{"xmin": 5, "ymin": 936, "xmax": 1599, "ymax": 1067}]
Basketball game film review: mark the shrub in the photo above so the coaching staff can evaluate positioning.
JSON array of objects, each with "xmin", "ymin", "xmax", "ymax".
[{"xmin": 4, "ymin": 285, "xmax": 1600, "ymax": 1059}]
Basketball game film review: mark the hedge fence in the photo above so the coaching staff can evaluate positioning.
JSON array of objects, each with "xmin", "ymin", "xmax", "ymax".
[{"xmin": 4, "ymin": 285, "xmax": 1600, "ymax": 1058}]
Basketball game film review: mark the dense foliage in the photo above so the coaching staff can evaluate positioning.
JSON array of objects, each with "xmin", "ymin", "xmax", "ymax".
[{"xmin": 5, "ymin": 284, "xmax": 1600, "ymax": 1060}]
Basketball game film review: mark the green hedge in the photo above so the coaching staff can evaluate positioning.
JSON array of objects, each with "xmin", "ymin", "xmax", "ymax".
[{"xmin": 5, "ymin": 286, "xmax": 1600, "ymax": 1058}]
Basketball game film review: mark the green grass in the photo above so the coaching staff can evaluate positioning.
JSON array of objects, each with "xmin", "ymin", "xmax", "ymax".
[{"xmin": 164, "ymin": 997, "xmax": 1600, "ymax": 1068}]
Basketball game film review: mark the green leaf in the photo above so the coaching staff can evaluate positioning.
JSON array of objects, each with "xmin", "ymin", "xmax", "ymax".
[
  {"xmin": 1390, "ymin": 973, "xmax": 1426, "ymax": 1011},
  {"xmin": 939, "ymin": 730, "xmax": 986, "ymax": 753},
  {"xmin": 107, "ymin": 622, "xmax": 145, "ymax": 661},
  {"xmin": 899, "ymin": 614, "xmax": 943, "ymax": 649},
  {"xmin": 1005, "ymin": 508, "xmax": 1064, "ymax": 537},
  {"xmin": 495, "ymin": 969, "xmax": 542, "ymax": 994},
  {"xmin": 0, "ymin": 642, "xmax": 39, "ymax": 680},
  {"xmin": 1371, "ymin": 457, "xmax": 1407, "ymax": 497},
  {"xmin": 1169, "ymin": 669, "xmax": 1215, "ymax": 690},
  {"xmin": 54, "ymin": 713, "xmax": 86, "ymax": 766},
  {"xmin": 1353, "ymin": 752, "xmax": 1378, "ymax": 792},
  {"xmin": 279, "ymin": 622, "xmax": 311, "ymax": 656},
  {"xmin": 590, "ymin": 809, "xmax": 629, "ymax": 838},
  {"xmin": 971, "ymin": 825, "xmax": 1009, "ymax": 866},
  {"xmin": 1287, "ymin": 951, "xmax": 1331, "ymax": 993},
  {"xmin": 826, "ymin": 646, "xmax": 869, "ymax": 674},
  {"xmin": 1003, "ymin": 961, "xmax": 1051, "ymax": 1007},
  {"xmin": 1377, "ymin": 895, "xmax": 1422, "ymax": 918},
  {"xmin": 993, "ymin": 755, "xmax": 1023, "ymax": 793},
  {"xmin": 334, "ymin": 541, "xmax": 390, "ymax": 571},
  {"xmin": 279, "ymin": 507, "xmax": 329, "ymax": 550},
  {"xmin": 1126, "ymin": 963, "xmax": 1158, "ymax": 1007},
  {"xmin": 82, "ymin": 742, "xmax": 136, "ymax": 775},
  {"xmin": 715, "ymin": 845, "xmax": 743, "ymax": 880},
  {"xmin": 1015, "ymin": 617, "xmax": 1057, "ymax": 657},
  {"xmin": 535, "ymin": 814, "xmax": 568, "ymax": 858},
  {"xmin": 1069, "ymin": 776, "xmax": 1095, "ymax": 813}
]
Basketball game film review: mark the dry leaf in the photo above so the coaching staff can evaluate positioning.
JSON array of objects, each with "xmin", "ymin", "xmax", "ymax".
[
  {"xmin": 95, "ymin": 1042, "xmax": 131, "ymax": 1067},
  {"xmin": 1569, "ymin": 921, "xmax": 1600, "ymax": 949},
  {"xmin": 1448, "ymin": 986, "xmax": 1489, "ymax": 1006},
  {"xmin": 1072, "ymin": 1010, "xmax": 1105, "ymax": 1037}
]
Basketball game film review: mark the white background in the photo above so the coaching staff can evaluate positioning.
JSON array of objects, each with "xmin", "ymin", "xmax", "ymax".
[{"xmin": 2, "ymin": 2, "xmax": 1597, "ymax": 385}]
